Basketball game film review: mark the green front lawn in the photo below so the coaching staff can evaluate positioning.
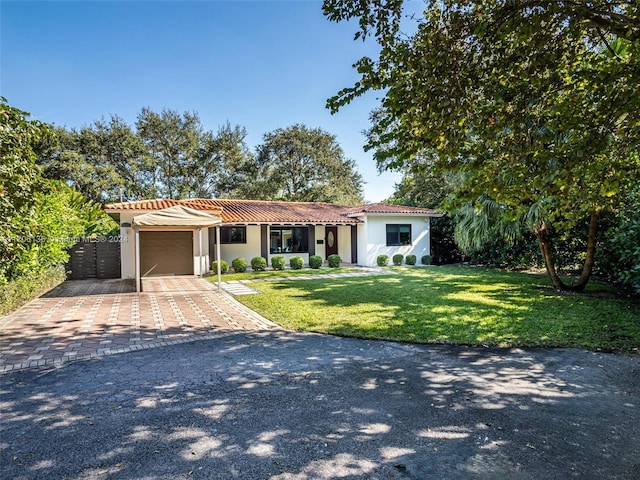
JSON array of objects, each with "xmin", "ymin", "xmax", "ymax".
[{"xmin": 237, "ymin": 266, "xmax": 640, "ymax": 353}]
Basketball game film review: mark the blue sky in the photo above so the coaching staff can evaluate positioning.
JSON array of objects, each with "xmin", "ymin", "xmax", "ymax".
[{"xmin": 1, "ymin": 0, "xmax": 405, "ymax": 202}]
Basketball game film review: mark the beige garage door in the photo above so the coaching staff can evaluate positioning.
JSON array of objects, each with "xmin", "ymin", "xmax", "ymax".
[{"xmin": 140, "ymin": 231, "xmax": 194, "ymax": 276}]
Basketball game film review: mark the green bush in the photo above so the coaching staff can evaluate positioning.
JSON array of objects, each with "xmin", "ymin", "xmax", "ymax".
[
  {"xmin": 211, "ymin": 260, "xmax": 229, "ymax": 274},
  {"xmin": 328, "ymin": 254, "xmax": 341, "ymax": 268},
  {"xmin": 309, "ymin": 255, "xmax": 323, "ymax": 269},
  {"xmin": 421, "ymin": 254, "xmax": 433, "ymax": 265},
  {"xmin": 406, "ymin": 254, "xmax": 417, "ymax": 265},
  {"xmin": 0, "ymin": 264, "xmax": 67, "ymax": 316},
  {"xmin": 251, "ymin": 256, "xmax": 267, "ymax": 271},
  {"xmin": 290, "ymin": 256, "xmax": 304, "ymax": 270},
  {"xmin": 232, "ymin": 257, "xmax": 248, "ymax": 273},
  {"xmin": 377, "ymin": 255, "xmax": 389, "ymax": 267},
  {"xmin": 271, "ymin": 256, "xmax": 286, "ymax": 270},
  {"xmin": 392, "ymin": 254, "xmax": 404, "ymax": 266}
]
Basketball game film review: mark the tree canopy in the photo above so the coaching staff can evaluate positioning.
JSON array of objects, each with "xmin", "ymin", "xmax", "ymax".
[
  {"xmin": 324, "ymin": 0, "xmax": 640, "ymax": 290},
  {"xmin": 38, "ymin": 111, "xmax": 364, "ymax": 206},
  {"xmin": 249, "ymin": 124, "xmax": 364, "ymax": 205}
]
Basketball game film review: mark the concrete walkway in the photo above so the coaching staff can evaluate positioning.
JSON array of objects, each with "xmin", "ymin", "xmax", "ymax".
[{"xmin": 0, "ymin": 277, "xmax": 278, "ymax": 373}]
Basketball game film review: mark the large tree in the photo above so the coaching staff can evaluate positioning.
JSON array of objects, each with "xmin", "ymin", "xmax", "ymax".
[
  {"xmin": 324, "ymin": 0, "xmax": 640, "ymax": 290},
  {"xmin": 136, "ymin": 108, "xmax": 214, "ymax": 199},
  {"xmin": 37, "ymin": 117, "xmax": 153, "ymax": 202},
  {"xmin": 1, "ymin": 98, "xmax": 112, "ymax": 280},
  {"xmin": 251, "ymin": 124, "xmax": 364, "ymax": 205}
]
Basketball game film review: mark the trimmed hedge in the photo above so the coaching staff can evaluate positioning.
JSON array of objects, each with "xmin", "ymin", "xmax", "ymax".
[
  {"xmin": 406, "ymin": 254, "xmax": 417, "ymax": 265},
  {"xmin": 309, "ymin": 255, "xmax": 323, "ymax": 269},
  {"xmin": 271, "ymin": 256, "xmax": 286, "ymax": 270},
  {"xmin": 232, "ymin": 257, "xmax": 248, "ymax": 273},
  {"xmin": 377, "ymin": 255, "xmax": 389, "ymax": 267},
  {"xmin": 328, "ymin": 254, "xmax": 341, "ymax": 268},
  {"xmin": 421, "ymin": 254, "xmax": 433, "ymax": 265},
  {"xmin": 290, "ymin": 256, "xmax": 304, "ymax": 270},
  {"xmin": 392, "ymin": 254, "xmax": 404, "ymax": 266},
  {"xmin": 0, "ymin": 264, "xmax": 67, "ymax": 317},
  {"xmin": 251, "ymin": 256, "xmax": 267, "ymax": 271},
  {"xmin": 212, "ymin": 260, "xmax": 229, "ymax": 274}
]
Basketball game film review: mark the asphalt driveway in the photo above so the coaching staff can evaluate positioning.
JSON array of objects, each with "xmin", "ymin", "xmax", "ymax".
[{"xmin": 1, "ymin": 331, "xmax": 639, "ymax": 479}]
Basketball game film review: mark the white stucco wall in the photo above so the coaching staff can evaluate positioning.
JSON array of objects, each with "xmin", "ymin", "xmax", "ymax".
[
  {"xmin": 315, "ymin": 225, "xmax": 326, "ymax": 260},
  {"xmin": 337, "ymin": 225, "xmax": 352, "ymax": 264},
  {"xmin": 218, "ymin": 225, "xmax": 262, "ymax": 266},
  {"xmin": 119, "ymin": 212, "xmax": 136, "ymax": 279},
  {"xmin": 358, "ymin": 215, "xmax": 431, "ymax": 267}
]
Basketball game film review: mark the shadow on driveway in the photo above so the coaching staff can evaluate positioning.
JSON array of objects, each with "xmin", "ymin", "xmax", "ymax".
[{"xmin": 1, "ymin": 331, "xmax": 639, "ymax": 479}]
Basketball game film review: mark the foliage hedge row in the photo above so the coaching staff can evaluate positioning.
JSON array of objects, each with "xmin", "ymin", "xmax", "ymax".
[{"xmin": 0, "ymin": 264, "xmax": 67, "ymax": 316}]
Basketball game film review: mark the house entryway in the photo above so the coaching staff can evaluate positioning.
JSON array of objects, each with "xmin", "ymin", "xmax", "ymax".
[{"xmin": 325, "ymin": 226, "xmax": 338, "ymax": 258}]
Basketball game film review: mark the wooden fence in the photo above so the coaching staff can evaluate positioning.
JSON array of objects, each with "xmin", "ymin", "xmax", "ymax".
[{"xmin": 67, "ymin": 239, "xmax": 121, "ymax": 280}]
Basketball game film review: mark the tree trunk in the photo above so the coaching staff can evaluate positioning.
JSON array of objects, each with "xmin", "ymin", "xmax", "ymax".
[
  {"xmin": 536, "ymin": 210, "xmax": 601, "ymax": 292},
  {"xmin": 571, "ymin": 209, "xmax": 601, "ymax": 292},
  {"xmin": 536, "ymin": 221, "xmax": 568, "ymax": 290}
]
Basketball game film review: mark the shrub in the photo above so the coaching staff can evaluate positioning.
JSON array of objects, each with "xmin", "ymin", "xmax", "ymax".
[
  {"xmin": 328, "ymin": 254, "xmax": 341, "ymax": 268},
  {"xmin": 377, "ymin": 255, "xmax": 389, "ymax": 267},
  {"xmin": 290, "ymin": 256, "xmax": 304, "ymax": 270},
  {"xmin": 251, "ymin": 256, "xmax": 267, "ymax": 271},
  {"xmin": 309, "ymin": 255, "xmax": 323, "ymax": 269},
  {"xmin": 211, "ymin": 260, "xmax": 229, "ymax": 274},
  {"xmin": 232, "ymin": 257, "xmax": 247, "ymax": 273},
  {"xmin": 405, "ymin": 254, "xmax": 417, "ymax": 265},
  {"xmin": 0, "ymin": 264, "xmax": 67, "ymax": 316},
  {"xmin": 271, "ymin": 256, "xmax": 286, "ymax": 270},
  {"xmin": 421, "ymin": 254, "xmax": 433, "ymax": 265},
  {"xmin": 392, "ymin": 254, "xmax": 404, "ymax": 266}
]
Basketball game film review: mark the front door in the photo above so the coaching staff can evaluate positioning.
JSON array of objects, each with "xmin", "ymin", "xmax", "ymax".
[{"xmin": 325, "ymin": 226, "xmax": 338, "ymax": 258}]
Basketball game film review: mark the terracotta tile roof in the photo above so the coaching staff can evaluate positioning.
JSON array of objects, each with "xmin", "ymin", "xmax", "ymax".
[
  {"xmin": 104, "ymin": 199, "xmax": 443, "ymax": 224},
  {"xmin": 103, "ymin": 198, "xmax": 222, "ymax": 214},
  {"xmin": 104, "ymin": 198, "xmax": 360, "ymax": 224},
  {"xmin": 346, "ymin": 202, "xmax": 442, "ymax": 216}
]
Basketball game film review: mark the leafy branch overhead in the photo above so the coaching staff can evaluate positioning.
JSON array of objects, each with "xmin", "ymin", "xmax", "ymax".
[{"xmin": 323, "ymin": 0, "xmax": 640, "ymax": 291}]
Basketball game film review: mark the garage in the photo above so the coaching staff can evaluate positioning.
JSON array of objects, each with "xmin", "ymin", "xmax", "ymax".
[{"xmin": 139, "ymin": 231, "xmax": 194, "ymax": 276}]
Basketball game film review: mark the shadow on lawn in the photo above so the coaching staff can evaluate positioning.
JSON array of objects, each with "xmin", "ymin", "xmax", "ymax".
[
  {"xmin": 260, "ymin": 268, "xmax": 640, "ymax": 352},
  {"xmin": 2, "ymin": 331, "xmax": 638, "ymax": 479}
]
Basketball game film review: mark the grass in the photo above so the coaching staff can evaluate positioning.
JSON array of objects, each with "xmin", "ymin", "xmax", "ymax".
[
  {"xmin": 205, "ymin": 267, "xmax": 362, "ymax": 282},
  {"xmin": 237, "ymin": 266, "xmax": 640, "ymax": 354}
]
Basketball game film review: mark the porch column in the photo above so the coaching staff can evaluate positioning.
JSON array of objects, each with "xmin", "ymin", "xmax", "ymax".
[
  {"xmin": 135, "ymin": 227, "xmax": 140, "ymax": 293},
  {"xmin": 198, "ymin": 228, "xmax": 203, "ymax": 277},
  {"xmin": 216, "ymin": 225, "xmax": 221, "ymax": 291}
]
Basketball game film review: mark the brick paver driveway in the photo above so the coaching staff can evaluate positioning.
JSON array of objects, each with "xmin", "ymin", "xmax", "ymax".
[{"xmin": 0, "ymin": 276, "xmax": 278, "ymax": 372}]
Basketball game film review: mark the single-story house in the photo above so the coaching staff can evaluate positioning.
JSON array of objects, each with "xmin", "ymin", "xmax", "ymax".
[{"xmin": 104, "ymin": 198, "xmax": 443, "ymax": 286}]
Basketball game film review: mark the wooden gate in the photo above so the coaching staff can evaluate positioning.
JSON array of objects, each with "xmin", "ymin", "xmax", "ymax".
[{"xmin": 68, "ymin": 239, "xmax": 121, "ymax": 280}]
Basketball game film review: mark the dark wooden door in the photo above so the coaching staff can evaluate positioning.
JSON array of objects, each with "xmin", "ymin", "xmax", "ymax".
[{"xmin": 325, "ymin": 226, "xmax": 338, "ymax": 258}]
